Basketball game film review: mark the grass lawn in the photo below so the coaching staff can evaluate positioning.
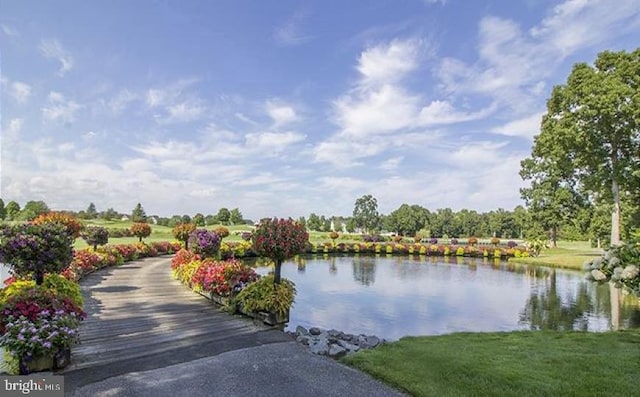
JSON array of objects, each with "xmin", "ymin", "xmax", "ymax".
[
  {"xmin": 509, "ymin": 241, "xmax": 602, "ymax": 270},
  {"xmin": 342, "ymin": 331, "xmax": 640, "ymax": 397}
]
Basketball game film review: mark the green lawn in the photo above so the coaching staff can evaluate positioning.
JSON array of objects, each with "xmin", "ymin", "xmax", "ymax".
[
  {"xmin": 342, "ymin": 331, "xmax": 640, "ymax": 397},
  {"xmin": 509, "ymin": 240, "xmax": 602, "ymax": 270}
]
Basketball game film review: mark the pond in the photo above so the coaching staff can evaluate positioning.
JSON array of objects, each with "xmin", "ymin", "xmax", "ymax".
[{"xmin": 253, "ymin": 255, "xmax": 640, "ymax": 341}]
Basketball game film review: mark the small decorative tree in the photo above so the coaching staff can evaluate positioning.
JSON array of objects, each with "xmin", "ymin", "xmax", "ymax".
[
  {"xmin": 468, "ymin": 237, "xmax": 478, "ymax": 246},
  {"xmin": 172, "ymin": 223, "xmax": 196, "ymax": 249},
  {"xmin": 0, "ymin": 223, "xmax": 74, "ymax": 285},
  {"xmin": 81, "ymin": 226, "xmax": 109, "ymax": 250},
  {"xmin": 32, "ymin": 211, "xmax": 83, "ymax": 238},
  {"xmin": 329, "ymin": 231, "xmax": 339, "ymax": 246},
  {"xmin": 130, "ymin": 222, "xmax": 151, "ymax": 242},
  {"xmin": 252, "ymin": 218, "xmax": 308, "ymax": 284},
  {"xmin": 188, "ymin": 229, "xmax": 221, "ymax": 258}
]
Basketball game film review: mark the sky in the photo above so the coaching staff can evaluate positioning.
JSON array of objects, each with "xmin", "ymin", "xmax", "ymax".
[{"xmin": 1, "ymin": 0, "xmax": 639, "ymax": 220}]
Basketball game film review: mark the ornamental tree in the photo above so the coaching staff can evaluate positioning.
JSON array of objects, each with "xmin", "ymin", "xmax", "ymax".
[
  {"xmin": 172, "ymin": 223, "xmax": 196, "ymax": 249},
  {"xmin": 81, "ymin": 226, "xmax": 109, "ymax": 250},
  {"xmin": 252, "ymin": 218, "xmax": 309, "ymax": 284},
  {"xmin": 0, "ymin": 223, "xmax": 74, "ymax": 285},
  {"xmin": 32, "ymin": 211, "xmax": 83, "ymax": 238},
  {"xmin": 130, "ymin": 222, "xmax": 151, "ymax": 242}
]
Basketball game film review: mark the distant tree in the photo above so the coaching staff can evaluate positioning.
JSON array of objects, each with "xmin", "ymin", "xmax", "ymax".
[
  {"xmin": 345, "ymin": 218, "xmax": 356, "ymax": 233},
  {"xmin": 230, "ymin": 208, "xmax": 243, "ymax": 225},
  {"xmin": 193, "ymin": 213, "xmax": 205, "ymax": 227},
  {"xmin": 217, "ymin": 208, "xmax": 231, "ymax": 225},
  {"xmin": 307, "ymin": 213, "xmax": 321, "ymax": 231},
  {"xmin": 181, "ymin": 214, "xmax": 192, "ymax": 223},
  {"xmin": 205, "ymin": 214, "xmax": 218, "ymax": 226},
  {"xmin": 101, "ymin": 207, "xmax": 118, "ymax": 220},
  {"xmin": 5, "ymin": 200, "xmax": 20, "ymax": 220},
  {"xmin": 353, "ymin": 195, "xmax": 380, "ymax": 233},
  {"xmin": 131, "ymin": 222, "xmax": 151, "ymax": 242},
  {"xmin": 19, "ymin": 200, "xmax": 50, "ymax": 221},
  {"xmin": 86, "ymin": 202, "xmax": 98, "ymax": 219},
  {"xmin": 386, "ymin": 204, "xmax": 429, "ymax": 236},
  {"xmin": 32, "ymin": 211, "xmax": 83, "ymax": 238},
  {"xmin": 297, "ymin": 216, "xmax": 307, "ymax": 229},
  {"xmin": 0, "ymin": 198, "xmax": 5, "ymax": 220},
  {"xmin": 131, "ymin": 203, "xmax": 147, "ymax": 222}
]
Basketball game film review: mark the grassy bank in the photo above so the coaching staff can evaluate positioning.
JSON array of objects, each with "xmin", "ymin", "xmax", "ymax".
[
  {"xmin": 343, "ymin": 331, "xmax": 640, "ymax": 397},
  {"xmin": 508, "ymin": 241, "xmax": 602, "ymax": 270}
]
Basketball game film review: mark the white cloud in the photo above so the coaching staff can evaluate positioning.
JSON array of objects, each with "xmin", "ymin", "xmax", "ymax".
[
  {"xmin": 333, "ymin": 84, "xmax": 420, "ymax": 137},
  {"xmin": 38, "ymin": 39, "xmax": 74, "ymax": 76},
  {"xmin": 9, "ymin": 82, "xmax": 31, "ymax": 104},
  {"xmin": 1, "ymin": 24, "xmax": 19, "ymax": 36},
  {"xmin": 357, "ymin": 39, "xmax": 420, "ymax": 86},
  {"xmin": 4, "ymin": 118, "xmax": 23, "ymax": 142},
  {"xmin": 164, "ymin": 100, "xmax": 205, "ymax": 123},
  {"xmin": 108, "ymin": 89, "xmax": 138, "ymax": 114},
  {"xmin": 41, "ymin": 92, "xmax": 82, "ymax": 123},
  {"xmin": 274, "ymin": 10, "xmax": 313, "ymax": 46},
  {"xmin": 418, "ymin": 101, "xmax": 496, "ymax": 126},
  {"xmin": 145, "ymin": 79, "xmax": 205, "ymax": 123},
  {"xmin": 266, "ymin": 101, "xmax": 298, "ymax": 127},
  {"xmin": 245, "ymin": 131, "xmax": 306, "ymax": 153},
  {"xmin": 379, "ymin": 156, "xmax": 404, "ymax": 171},
  {"xmin": 491, "ymin": 112, "xmax": 545, "ymax": 138}
]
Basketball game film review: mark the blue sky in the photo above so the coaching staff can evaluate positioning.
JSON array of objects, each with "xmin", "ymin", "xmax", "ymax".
[{"xmin": 1, "ymin": 0, "xmax": 639, "ymax": 220}]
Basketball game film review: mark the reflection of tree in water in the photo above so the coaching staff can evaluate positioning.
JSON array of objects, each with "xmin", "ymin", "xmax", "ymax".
[
  {"xmin": 352, "ymin": 258, "xmax": 376, "ymax": 286},
  {"xmin": 520, "ymin": 270, "xmax": 594, "ymax": 330},
  {"xmin": 295, "ymin": 257, "xmax": 306, "ymax": 273},
  {"xmin": 328, "ymin": 257, "xmax": 337, "ymax": 275}
]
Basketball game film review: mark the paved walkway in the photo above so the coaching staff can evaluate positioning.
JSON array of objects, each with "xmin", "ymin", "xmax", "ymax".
[{"xmin": 62, "ymin": 256, "xmax": 404, "ymax": 397}]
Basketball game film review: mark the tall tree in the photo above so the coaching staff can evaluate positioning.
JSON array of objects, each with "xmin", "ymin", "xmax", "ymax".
[
  {"xmin": 131, "ymin": 203, "xmax": 147, "ymax": 222},
  {"xmin": 0, "ymin": 198, "xmax": 5, "ymax": 220},
  {"xmin": 216, "ymin": 208, "xmax": 231, "ymax": 225},
  {"xmin": 19, "ymin": 200, "xmax": 50, "ymax": 221},
  {"xmin": 193, "ymin": 213, "xmax": 205, "ymax": 227},
  {"xmin": 353, "ymin": 195, "xmax": 380, "ymax": 234},
  {"xmin": 86, "ymin": 202, "xmax": 98, "ymax": 219},
  {"xmin": 5, "ymin": 200, "xmax": 20, "ymax": 220},
  {"xmin": 524, "ymin": 49, "xmax": 640, "ymax": 246},
  {"xmin": 229, "ymin": 208, "xmax": 243, "ymax": 225}
]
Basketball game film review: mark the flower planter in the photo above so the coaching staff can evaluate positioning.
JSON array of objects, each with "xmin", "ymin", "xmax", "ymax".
[
  {"xmin": 19, "ymin": 348, "xmax": 72, "ymax": 374},
  {"xmin": 238, "ymin": 305, "xmax": 289, "ymax": 326},
  {"xmin": 195, "ymin": 290, "xmax": 233, "ymax": 307}
]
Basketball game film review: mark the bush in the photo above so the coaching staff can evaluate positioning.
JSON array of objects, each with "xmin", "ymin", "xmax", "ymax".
[
  {"xmin": 491, "ymin": 237, "xmax": 501, "ymax": 245},
  {"xmin": 32, "ymin": 212, "xmax": 83, "ymax": 238},
  {"xmin": 189, "ymin": 229, "xmax": 221, "ymax": 258},
  {"xmin": 468, "ymin": 237, "xmax": 478, "ymax": 246},
  {"xmin": 507, "ymin": 240, "xmax": 517, "ymax": 248},
  {"xmin": 234, "ymin": 275, "xmax": 296, "ymax": 316},
  {"xmin": 81, "ymin": 226, "xmax": 109, "ymax": 249},
  {"xmin": 214, "ymin": 226, "xmax": 230, "ymax": 239},
  {"xmin": 584, "ymin": 243, "xmax": 640, "ymax": 295},
  {"xmin": 241, "ymin": 232, "xmax": 252, "ymax": 241},
  {"xmin": 450, "ymin": 238, "xmax": 459, "ymax": 245},
  {"xmin": 191, "ymin": 259, "xmax": 258, "ymax": 296}
]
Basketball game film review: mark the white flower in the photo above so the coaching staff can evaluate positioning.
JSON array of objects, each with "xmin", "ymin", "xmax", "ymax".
[
  {"xmin": 591, "ymin": 269, "xmax": 608, "ymax": 282},
  {"xmin": 621, "ymin": 265, "xmax": 639, "ymax": 280}
]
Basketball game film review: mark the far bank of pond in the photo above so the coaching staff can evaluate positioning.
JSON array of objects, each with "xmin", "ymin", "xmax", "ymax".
[{"xmin": 251, "ymin": 255, "xmax": 640, "ymax": 340}]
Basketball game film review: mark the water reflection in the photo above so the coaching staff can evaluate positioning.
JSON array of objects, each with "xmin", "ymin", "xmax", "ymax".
[
  {"xmin": 249, "ymin": 256, "xmax": 640, "ymax": 340},
  {"xmin": 352, "ymin": 258, "xmax": 376, "ymax": 286}
]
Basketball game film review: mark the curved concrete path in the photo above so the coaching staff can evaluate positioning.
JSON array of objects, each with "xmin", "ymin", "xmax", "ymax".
[{"xmin": 63, "ymin": 256, "xmax": 405, "ymax": 397}]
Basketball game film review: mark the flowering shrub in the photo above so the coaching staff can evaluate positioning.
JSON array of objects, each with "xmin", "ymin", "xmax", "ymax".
[
  {"xmin": 468, "ymin": 237, "xmax": 478, "ymax": 246},
  {"xmin": 171, "ymin": 249, "xmax": 200, "ymax": 270},
  {"xmin": 107, "ymin": 228, "xmax": 133, "ymax": 238},
  {"xmin": 252, "ymin": 218, "xmax": 308, "ymax": 284},
  {"xmin": 189, "ymin": 229, "xmax": 221, "ymax": 258},
  {"xmin": 220, "ymin": 241, "xmax": 254, "ymax": 259},
  {"xmin": 241, "ymin": 232, "xmax": 253, "ymax": 241},
  {"xmin": 234, "ymin": 275, "xmax": 296, "ymax": 316},
  {"xmin": 172, "ymin": 223, "xmax": 196, "ymax": 249},
  {"xmin": 429, "ymin": 238, "xmax": 438, "ymax": 244},
  {"xmin": 0, "ymin": 223, "xmax": 74, "ymax": 285},
  {"xmin": 584, "ymin": 243, "xmax": 640, "ymax": 295},
  {"xmin": 81, "ymin": 226, "xmax": 109, "ymax": 249},
  {"xmin": 151, "ymin": 241, "xmax": 181, "ymax": 254},
  {"xmin": 191, "ymin": 259, "xmax": 258, "ymax": 296},
  {"xmin": 507, "ymin": 240, "xmax": 517, "ymax": 248},
  {"xmin": 362, "ymin": 234, "xmax": 385, "ymax": 242},
  {"xmin": 130, "ymin": 222, "xmax": 151, "ymax": 242},
  {"xmin": 491, "ymin": 237, "xmax": 501, "ymax": 245},
  {"xmin": 214, "ymin": 226, "xmax": 230, "ymax": 239},
  {"xmin": 0, "ymin": 287, "xmax": 84, "ymax": 370},
  {"xmin": 450, "ymin": 238, "xmax": 459, "ymax": 245},
  {"xmin": 32, "ymin": 212, "xmax": 83, "ymax": 239}
]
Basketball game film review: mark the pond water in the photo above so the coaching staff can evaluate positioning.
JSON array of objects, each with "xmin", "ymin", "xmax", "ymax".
[{"xmin": 253, "ymin": 255, "xmax": 640, "ymax": 341}]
